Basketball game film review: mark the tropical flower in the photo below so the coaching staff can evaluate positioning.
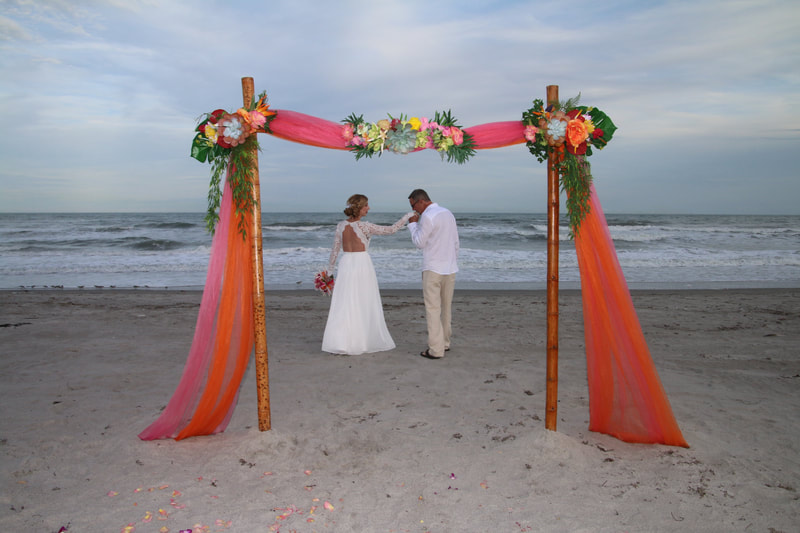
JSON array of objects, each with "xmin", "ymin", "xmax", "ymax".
[
  {"xmin": 202, "ymin": 122, "xmax": 219, "ymax": 143},
  {"xmin": 342, "ymin": 123, "xmax": 354, "ymax": 141},
  {"xmin": 219, "ymin": 114, "xmax": 248, "ymax": 147},
  {"xmin": 314, "ymin": 270, "xmax": 335, "ymax": 296},
  {"xmin": 522, "ymin": 95, "xmax": 618, "ymax": 236},
  {"xmin": 545, "ymin": 117, "xmax": 567, "ymax": 145},
  {"xmin": 341, "ymin": 110, "xmax": 476, "ymax": 164},
  {"xmin": 566, "ymin": 116, "xmax": 589, "ymax": 155},
  {"xmin": 190, "ymin": 90, "xmax": 278, "ymax": 235}
]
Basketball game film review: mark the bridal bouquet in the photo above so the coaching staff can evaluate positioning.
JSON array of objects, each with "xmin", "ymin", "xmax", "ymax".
[{"xmin": 314, "ymin": 270, "xmax": 335, "ymax": 296}]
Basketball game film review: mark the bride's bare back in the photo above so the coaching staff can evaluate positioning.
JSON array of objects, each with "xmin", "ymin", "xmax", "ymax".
[{"xmin": 342, "ymin": 223, "xmax": 366, "ymax": 252}]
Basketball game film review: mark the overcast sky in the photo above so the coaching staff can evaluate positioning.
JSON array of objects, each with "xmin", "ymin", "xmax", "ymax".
[{"xmin": 1, "ymin": 0, "xmax": 798, "ymax": 214}]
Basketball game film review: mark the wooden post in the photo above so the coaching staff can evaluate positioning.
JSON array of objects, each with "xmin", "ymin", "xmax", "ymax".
[
  {"xmin": 545, "ymin": 85, "xmax": 560, "ymax": 432},
  {"xmin": 241, "ymin": 77, "xmax": 271, "ymax": 431}
]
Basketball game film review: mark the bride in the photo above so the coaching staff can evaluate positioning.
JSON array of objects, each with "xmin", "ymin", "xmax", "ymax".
[{"xmin": 321, "ymin": 194, "xmax": 413, "ymax": 355}]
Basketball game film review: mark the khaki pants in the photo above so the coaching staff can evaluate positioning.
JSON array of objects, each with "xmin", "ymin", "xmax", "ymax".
[{"xmin": 422, "ymin": 270, "xmax": 455, "ymax": 357}]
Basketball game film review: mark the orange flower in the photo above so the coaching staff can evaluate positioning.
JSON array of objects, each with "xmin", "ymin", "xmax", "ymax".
[
  {"xmin": 566, "ymin": 119, "xmax": 589, "ymax": 149},
  {"xmin": 254, "ymin": 95, "xmax": 276, "ymax": 118}
]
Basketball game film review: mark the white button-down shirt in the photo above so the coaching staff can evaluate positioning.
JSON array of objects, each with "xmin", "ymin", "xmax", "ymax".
[{"xmin": 408, "ymin": 203, "xmax": 459, "ymax": 275}]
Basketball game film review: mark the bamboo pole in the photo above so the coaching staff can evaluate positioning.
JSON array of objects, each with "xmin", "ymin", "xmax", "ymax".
[
  {"xmin": 545, "ymin": 85, "xmax": 560, "ymax": 432},
  {"xmin": 241, "ymin": 77, "xmax": 271, "ymax": 431}
]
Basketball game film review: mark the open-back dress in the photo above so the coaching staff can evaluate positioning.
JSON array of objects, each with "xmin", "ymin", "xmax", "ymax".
[{"xmin": 321, "ymin": 214, "xmax": 411, "ymax": 355}]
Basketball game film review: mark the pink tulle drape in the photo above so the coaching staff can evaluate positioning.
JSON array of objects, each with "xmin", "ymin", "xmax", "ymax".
[
  {"xmin": 139, "ymin": 178, "xmax": 254, "ymax": 441},
  {"xmin": 268, "ymin": 110, "xmax": 527, "ymax": 151}
]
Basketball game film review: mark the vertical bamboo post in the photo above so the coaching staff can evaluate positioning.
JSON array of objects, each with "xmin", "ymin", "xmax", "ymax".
[
  {"xmin": 545, "ymin": 84, "xmax": 560, "ymax": 432},
  {"xmin": 241, "ymin": 77, "xmax": 271, "ymax": 431}
]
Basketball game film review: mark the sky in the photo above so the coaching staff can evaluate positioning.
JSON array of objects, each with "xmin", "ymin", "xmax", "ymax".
[{"xmin": 1, "ymin": 0, "xmax": 798, "ymax": 215}]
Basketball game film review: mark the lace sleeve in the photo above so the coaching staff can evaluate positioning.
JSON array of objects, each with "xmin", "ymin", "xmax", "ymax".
[
  {"xmin": 360, "ymin": 212, "xmax": 414, "ymax": 238},
  {"xmin": 328, "ymin": 222, "xmax": 344, "ymax": 271}
]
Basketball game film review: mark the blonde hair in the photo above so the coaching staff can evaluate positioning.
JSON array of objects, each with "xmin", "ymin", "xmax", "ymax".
[{"xmin": 344, "ymin": 194, "xmax": 368, "ymax": 218}]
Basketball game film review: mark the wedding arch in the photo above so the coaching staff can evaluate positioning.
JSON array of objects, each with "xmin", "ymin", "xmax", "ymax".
[{"xmin": 139, "ymin": 77, "xmax": 688, "ymax": 448}]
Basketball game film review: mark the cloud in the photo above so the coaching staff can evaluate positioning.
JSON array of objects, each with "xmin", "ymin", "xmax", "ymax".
[{"xmin": 0, "ymin": 0, "xmax": 798, "ymax": 214}]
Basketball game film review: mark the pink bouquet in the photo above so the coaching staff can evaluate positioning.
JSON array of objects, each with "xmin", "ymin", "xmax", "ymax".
[{"xmin": 314, "ymin": 270, "xmax": 335, "ymax": 296}]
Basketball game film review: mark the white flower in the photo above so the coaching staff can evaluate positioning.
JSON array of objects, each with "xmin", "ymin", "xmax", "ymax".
[{"xmin": 547, "ymin": 118, "xmax": 567, "ymax": 141}]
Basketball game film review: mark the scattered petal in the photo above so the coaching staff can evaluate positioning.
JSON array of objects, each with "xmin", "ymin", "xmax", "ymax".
[
  {"xmin": 480, "ymin": 481, "xmax": 489, "ymax": 489},
  {"xmin": 304, "ymin": 470, "xmax": 312, "ymax": 475},
  {"xmin": 142, "ymin": 511, "xmax": 153, "ymax": 523},
  {"xmin": 324, "ymin": 501, "xmax": 335, "ymax": 511},
  {"xmin": 449, "ymin": 473, "xmax": 456, "ymax": 479},
  {"xmin": 107, "ymin": 491, "xmax": 119, "ymax": 497},
  {"xmin": 172, "ymin": 490, "xmax": 182, "ymax": 497},
  {"xmin": 170, "ymin": 498, "xmax": 186, "ymax": 509},
  {"xmin": 121, "ymin": 524, "xmax": 135, "ymax": 533}
]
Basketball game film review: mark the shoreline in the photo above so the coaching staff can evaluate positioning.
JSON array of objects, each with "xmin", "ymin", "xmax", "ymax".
[
  {"xmin": 2, "ymin": 288, "xmax": 798, "ymax": 531},
  {"xmin": 3, "ymin": 279, "xmax": 799, "ymax": 292}
]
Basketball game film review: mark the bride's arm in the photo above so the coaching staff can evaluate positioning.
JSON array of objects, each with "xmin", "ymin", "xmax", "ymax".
[
  {"xmin": 362, "ymin": 212, "xmax": 414, "ymax": 237},
  {"xmin": 328, "ymin": 222, "xmax": 343, "ymax": 271}
]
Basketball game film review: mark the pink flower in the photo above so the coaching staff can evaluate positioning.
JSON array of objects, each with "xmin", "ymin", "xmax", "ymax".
[
  {"xmin": 248, "ymin": 110, "xmax": 267, "ymax": 130},
  {"xmin": 524, "ymin": 125, "xmax": 539, "ymax": 142},
  {"xmin": 419, "ymin": 117, "xmax": 431, "ymax": 131},
  {"xmin": 450, "ymin": 127, "xmax": 464, "ymax": 145},
  {"xmin": 342, "ymin": 124, "xmax": 354, "ymax": 141},
  {"xmin": 441, "ymin": 126, "xmax": 452, "ymax": 137}
]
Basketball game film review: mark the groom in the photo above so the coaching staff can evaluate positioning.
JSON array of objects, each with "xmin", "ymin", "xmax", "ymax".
[{"xmin": 407, "ymin": 189, "xmax": 459, "ymax": 359}]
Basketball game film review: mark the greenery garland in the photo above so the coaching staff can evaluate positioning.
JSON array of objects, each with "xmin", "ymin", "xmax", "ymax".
[
  {"xmin": 522, "ymin": 94, "xmax": 617, "ymax": 237},
  {"xmin": 341, "ymin": 110, "xmax": 476, "ymax": 164},
  {"xmin": 189, "ymin": 92, "xmax": 615, "ymax": 240},
  {"xmin": 191, "ymin": 92, "xmax": 277, "ymax": 236}
]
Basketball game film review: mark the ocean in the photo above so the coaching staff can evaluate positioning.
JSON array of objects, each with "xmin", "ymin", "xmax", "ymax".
[{"xmin": 1, "ymin": 212, "xmax": 798, "ymax": 291}]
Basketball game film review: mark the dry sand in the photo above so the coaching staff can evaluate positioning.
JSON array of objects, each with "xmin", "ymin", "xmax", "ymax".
[{"xmin": 1, "ymin": 288, "xmax": 798, "ymax": 532}]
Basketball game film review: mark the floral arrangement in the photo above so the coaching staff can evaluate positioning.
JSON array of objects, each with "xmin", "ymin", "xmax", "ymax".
[
  {"xmin": 190, "ymin": 92, "xmax": 277, "ymax": 235},
  {"xmin": 341, "ymin": 111, "xmax": 476, "ymax": 164},
  {"xmin": 314, "ymin": 270, "xmax": 335, "ymax": 296},
  {"xmin": 522, "ymin": 94, "xmax": 616, "ymax": 236}
]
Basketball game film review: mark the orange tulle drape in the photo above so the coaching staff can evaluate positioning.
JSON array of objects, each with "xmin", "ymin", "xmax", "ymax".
[
  {"xmin": 139, "ymin": 178, "xmax": 254, "ymax": 441},
  {"xmin": 575, "ymin": 186, "xmax": 688, "ymax": 447}
]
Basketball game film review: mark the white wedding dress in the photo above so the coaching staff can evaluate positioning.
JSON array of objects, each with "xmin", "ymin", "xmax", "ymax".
[{"xmin": 322, "ymin": 214, "xmax": 412, "ymax": 355}]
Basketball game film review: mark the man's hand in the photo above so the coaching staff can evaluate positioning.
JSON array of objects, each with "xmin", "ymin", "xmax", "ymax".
[{"xmin": 409, "ymin": 214, "xmax": 419, "ymax": 224}]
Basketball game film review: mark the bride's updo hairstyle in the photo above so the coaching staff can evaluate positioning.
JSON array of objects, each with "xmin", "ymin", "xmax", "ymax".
[{"xmin": 344, "ymin": 194, "xmax": 368, "ymax": 218}]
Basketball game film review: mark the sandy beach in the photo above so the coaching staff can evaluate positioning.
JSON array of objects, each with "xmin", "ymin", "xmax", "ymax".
[{"xmin": 1, "ymin": 288, "xmax": 798, "ymax": 532}]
